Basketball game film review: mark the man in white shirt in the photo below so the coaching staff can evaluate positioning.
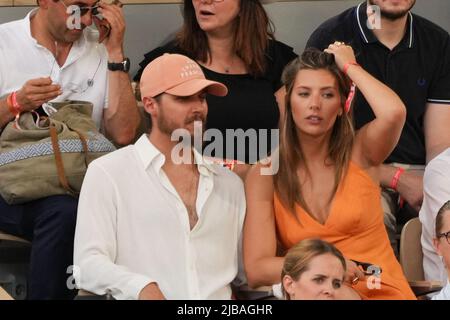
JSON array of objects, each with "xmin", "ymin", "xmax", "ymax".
[
  {"xmin": 420, "ymin": 148, "xmax": 450, "ymax": 284},
  {"xmin": 0, "ymin": 0, "xmax": 140, "ymax": 299},
  {"xmin": 431, "ymin": 201, "xmax": 450, "ymax": 300},
  {"xmin": 74, "ymin": 53, "xmax": 246, "ymax": 300}
]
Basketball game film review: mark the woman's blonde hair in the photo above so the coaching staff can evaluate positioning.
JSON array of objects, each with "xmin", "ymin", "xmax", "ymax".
[
  {"xmin": 436, "ymin": 200, "xmax": 450, "ymax": 236},
  {"xmin": 274, "ymin": 48, "xmax": 355, "ymax": 219},
  {"xmin": 281, "ymin": 238, "xmax": 346, "ymax": 300}
]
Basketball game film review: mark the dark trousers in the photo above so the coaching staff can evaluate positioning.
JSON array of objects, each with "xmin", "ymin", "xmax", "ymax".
[{"xmin": 0, "ymin": 195, "xmax": 78, "ymax": 300}]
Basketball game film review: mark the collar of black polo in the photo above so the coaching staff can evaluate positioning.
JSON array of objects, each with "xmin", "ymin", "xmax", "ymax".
[{"xmin": 354, "ymin": 1, "xmax": 415, "ymax": 49}]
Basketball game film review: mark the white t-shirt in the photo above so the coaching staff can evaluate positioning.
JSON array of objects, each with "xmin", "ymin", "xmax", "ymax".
[
  {"xmin": 0, "ymin": 9, "xmax": 108, "ymax": 129},
  {"xmin": 420, "ymin": 148, "xmax": 450, "ymax": 284},
  {"xmin": 74, "ymin": 135, "xmax": 246, "ymax": 300}
]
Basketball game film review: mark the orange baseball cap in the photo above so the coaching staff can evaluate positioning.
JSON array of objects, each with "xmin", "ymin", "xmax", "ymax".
[{"xmin": 140, "ymin": 54, "xmax": 228, "ymax": 98}]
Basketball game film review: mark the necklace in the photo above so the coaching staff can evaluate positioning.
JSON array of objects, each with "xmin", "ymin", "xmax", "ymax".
[
  {"xmin": 49, "ymin": 41, "xmax": 59, "ymax": 78},
  {"xmin": 49, "ymin": 41, "xmax": 101, "ymax": 94},
  {"xmin": 222, "ymin": 55, "xmax": 235, "ymax": 74}
]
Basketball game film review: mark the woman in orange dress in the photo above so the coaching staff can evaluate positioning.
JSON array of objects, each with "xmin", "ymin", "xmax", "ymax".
[{"xmin": 243, "ymin": 43, "xmax": 415, "ymax": 300}]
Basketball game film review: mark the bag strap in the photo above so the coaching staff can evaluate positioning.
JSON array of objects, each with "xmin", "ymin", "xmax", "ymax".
[
  {"xmin": 49, "ymin": 125, "xmax": 78, "ymax": 197},
  {"xmin": 71, "ymin": 128, "xmax": 89, "ymax": 168}
]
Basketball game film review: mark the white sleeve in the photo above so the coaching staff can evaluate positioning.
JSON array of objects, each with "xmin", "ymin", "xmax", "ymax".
[
  {"xmin": 233, "ymin": 178, "xmax": 247, "ymax": 287},
  {"xmin": 432, "ymin": 281, "xmax": 450, "ymax": 300},
  {"xmin": 103, "ymin": 75, "xmax": 109, "ymax": 109},
  {"xmin": 420, "ymin": 154, "xmax": 450, "ymax": 283},
  {"xmin": 0, "ymin": 43, "xmax": 6, "ymax": 98},
  {"xmin": 74, "ymin": 162, "xmax": 153, "ymax": 300}
]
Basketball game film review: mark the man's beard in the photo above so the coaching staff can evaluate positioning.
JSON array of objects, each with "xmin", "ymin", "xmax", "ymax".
[
  {"xmin": 368, "ymin": 0, "xmax": 416, "ymax": 21},
  {"xmin": 157, "ymin": 108, "xmax": 206, "ymax": 143}
]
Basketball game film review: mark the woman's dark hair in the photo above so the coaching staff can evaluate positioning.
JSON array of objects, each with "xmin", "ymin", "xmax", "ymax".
[
  {"xmin": 177, "ymin": 0, "xmax": 275, "ymax": 77},
  {"xmin": 274, "ymin": 48, "xmax": 354, "ymax": 219}
]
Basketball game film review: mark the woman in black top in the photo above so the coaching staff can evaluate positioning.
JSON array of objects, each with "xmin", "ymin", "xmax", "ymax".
[{"xmin": 135, "ymin": 0, "xmax": 297, "ymax": 177}]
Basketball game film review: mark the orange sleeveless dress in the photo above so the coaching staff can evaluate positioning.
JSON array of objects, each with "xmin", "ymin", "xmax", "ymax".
[{"xmin": 274, "ymin": 162, "xmax": 416, "ymax": 300}]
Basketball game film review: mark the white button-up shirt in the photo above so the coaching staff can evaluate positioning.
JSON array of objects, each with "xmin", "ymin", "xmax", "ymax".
[
  {"xmin": 432, "ymin": 281, "xmax": 450, "ymax": 300},
  {"xmin": 420, "ymin": 148, "xmax": 450, "ymax": 284},
  {"xmin": 0, "ymin": 10, "xmax": 108, "ymax": 128},
  {"xmin": 74, "ymin": 135, "xmax": 246, "ymax": 300}
]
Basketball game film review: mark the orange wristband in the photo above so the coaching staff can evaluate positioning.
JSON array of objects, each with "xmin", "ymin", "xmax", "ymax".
[
  {"xmin": 6, "ymin": 91, "xmax": 22, "ymax": 116},
  {"xmin": 390, "ymin": 167, "xmax": 405, "ymax": 191},
  {"xmin": 6, "ymin": 93, "xmax": 17, "ymax": 115},
  {"xmin": 344, "ymin": 61, "xmax": 360, "ymax": 75},
  {"xmin": 11, "ymin": 91, "xmax": 22, "ymax": 113}
]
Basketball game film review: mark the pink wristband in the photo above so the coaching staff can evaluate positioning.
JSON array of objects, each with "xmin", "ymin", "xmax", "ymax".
[
  {"xmin": 345, "ymin": 83, "xmax": 356, "ymax": 113},
  {"xmin": 344, "ymin": 61, "xmax": 360, "ymax": 75},
  {"xmin": 390, "ymin": 167, "xmax": 405, "ymax": 191}
]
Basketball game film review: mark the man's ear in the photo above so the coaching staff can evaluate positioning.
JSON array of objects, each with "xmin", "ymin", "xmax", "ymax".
[{"xmin": 142, "ymin": 96, "xmax": 158, "ymax": 118}]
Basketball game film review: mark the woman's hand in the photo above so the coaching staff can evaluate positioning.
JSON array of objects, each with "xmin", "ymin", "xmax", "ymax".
[
  {"xmin": 324, "ymin": 41, "xmax": 357, "ymax": 72},
  {"xmin": 344, "ymin": 258, "xmax": 366, "ymax": 286}
]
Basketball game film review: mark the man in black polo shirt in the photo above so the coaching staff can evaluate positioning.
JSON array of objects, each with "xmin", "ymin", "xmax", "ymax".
[{"xmin": 306, "ymin": 0, "xmax": 450, "ymax": 253}]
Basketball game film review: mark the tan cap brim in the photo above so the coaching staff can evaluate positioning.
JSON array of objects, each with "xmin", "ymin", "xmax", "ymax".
[{"xmin": 165, "ymin": 79, "xmax": 228, "ymax": 97}]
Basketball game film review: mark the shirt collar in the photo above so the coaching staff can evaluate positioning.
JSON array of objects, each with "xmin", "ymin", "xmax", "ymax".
[
  {"xmin": 193, "ymin": 149, "xmax": 219, "ymax": 176},
  {"xmin": 22, "ymin": 9, "xmax": 39, "ymax": 44},
  {"xmin": 24, "ymin": 9, "xmax": 88, "ymax": 62},
  {"xmin": 134, "ymin": 134, "xmax": 218, "ymax": 176},
  {"xmin": 355, "ymin": 1, "xmax": 415, "ymax": 49}
]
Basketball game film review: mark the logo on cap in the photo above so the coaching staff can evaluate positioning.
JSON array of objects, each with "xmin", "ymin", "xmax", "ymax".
[{"xmin": 181, "ymin": 61, "xmax": 202, "ymax": 78}]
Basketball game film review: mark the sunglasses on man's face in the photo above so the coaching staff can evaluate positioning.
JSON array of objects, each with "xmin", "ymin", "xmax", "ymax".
[{"xmin": 59, "ymin": 0, "xmax": 101, "ymax": 17}]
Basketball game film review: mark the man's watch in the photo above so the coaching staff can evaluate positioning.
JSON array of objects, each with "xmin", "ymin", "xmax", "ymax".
[{"xmin": 107, "ymin": 57, "xmax": 130, "ymax": 72}]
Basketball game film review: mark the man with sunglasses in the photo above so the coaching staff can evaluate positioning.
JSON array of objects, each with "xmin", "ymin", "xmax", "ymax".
[
  {"xmin": 420, "ymin": 148, "xmax": 450, "ymax": 288},
  {"xmin": 431, "ymin": 201, "xmax": 450, "ymax": 300},
  {"xmin": 0, "ymin": 0, "xmax": 140, "ymax": 299}
]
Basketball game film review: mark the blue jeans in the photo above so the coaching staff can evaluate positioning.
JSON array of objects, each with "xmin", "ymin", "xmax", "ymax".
[{"xmin": 0, "ymin": 195, "xmax": 78, "ymax": 300}]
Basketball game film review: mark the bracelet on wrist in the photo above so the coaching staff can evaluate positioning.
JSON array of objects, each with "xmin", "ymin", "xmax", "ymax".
[
  {"xmin": 6, "ymin": 92, "xmax": 22, "ymax": 116},
  {"xmin": 343, "ymin": 61, "xmax": 360, "ymax": 75},
  {"xmin": 390, "ymin": 167, "xmax": 405, "ymax": 191},
  {"xmin": 11, "ymin": 91, "xmax": 23, "ymax": 114}
]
